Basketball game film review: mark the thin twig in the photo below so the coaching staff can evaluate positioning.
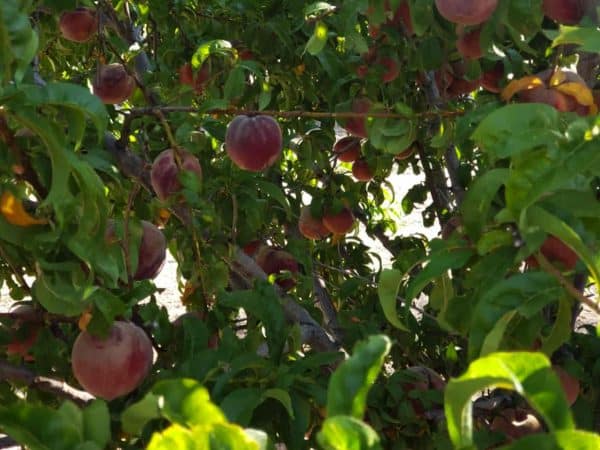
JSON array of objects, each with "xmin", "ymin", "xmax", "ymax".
[
  {"xmin": 123, "ymin": 106, "xmax": 464, "ymax": 120},
  {"xmin": 535, "ymin": 252, "xmax": 600, "ymax": 315}
]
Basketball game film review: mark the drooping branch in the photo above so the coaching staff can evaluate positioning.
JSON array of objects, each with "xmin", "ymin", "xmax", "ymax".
[
  {"xmin": 0, "ymin": 359, "xmax": 94, "ymax": 407},
  {"xmin": 232, "ymin": 250, "xmax": 340, "ymax": 352},
  {"xmin": 535, "ymin": 251, "xmax": 600, "ymax": 316},
  {"xmin": 313, "ymin": 274, "xmax": 343, "ymax": 344}
]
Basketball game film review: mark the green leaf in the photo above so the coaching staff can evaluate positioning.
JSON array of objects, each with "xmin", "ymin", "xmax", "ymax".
[
  {"xmin": 305, "ymin": 21, "xmax": 328, "ymax": 56},
  {"xmin": 219, "ymin": 284, "xmax": 287, "ymax": 361},
  {"xmin": 377, "ymin": 269, "xmax": 409, "ymax": 331},
  {"xmin": 461, "ymin": 168, "xmax": 509, "ymax": 238},
  {"xmin": 255, "ymin": 180, "xmax": 292, "ymax": 216},
  {"xmin": 0, "ymin": 2, "xmax": 38, "ymax": 84},
  {"xmin": 153, "ymin": 379, "xmax": 226, "ymax": 428},
  {"xmin": 121, "ymin": 392, "xmax": 161, "ymax": 436},
  {"xmin": 220, "ymin": 388, "xmax": 262, "ymax": 426},
  {"xmin": 472, "ymin": 104, "xmax": 560, "ymax": 161},
  {"xmin": 23, "ymin": 82, "xmax": 108, "ymax": 144},
  {"xmin": 191, "ymin": 40, "xmax": 234, "ymax": 67},
  {"xmin": 549, "ymin": 25, "xmax": 600, "ymax": 52},
  {"xmin": 540, "ymin": 296, "xmax": 572, "ymax": 357},
  {"xmin": 224, "ymin": 66, "xmax": 246, "ymax": 101},
  {"xmin": 261, "ymin": 388, "xmax": 295, "ymax": 419},
  {"xmin": 445, "ymin": 352, "xmax": 574, "ymax": 449},
  {"xmin": 405, "ymin": 242, "xmax": 474, "ymax": 300},
  {"xmin": 317, "ymin": 416, "xmax": 383, "ymax": 450},
  {"xmin": 497, "ymin": 430, "xmax": 600, "ymax": 450},
  {"xmin": 81, "ymin": 400, "xmax": 111, "ymax": 449},
  {"xmin": 0, "ymin": 402, "xmax": 83, "ymax": 450},
  {"xmin": 327, "ymin": 335, "xmax": 391, "ymax": 418},
  {"xmin": 469, "ymin": 272, "xmax": 561, "ymax": 359}
]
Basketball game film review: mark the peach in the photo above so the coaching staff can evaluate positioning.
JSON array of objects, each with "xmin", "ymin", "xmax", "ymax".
[
  {"xmin": 255, "ymin": 246, "xmax": 299, "ymax": 291},
  {"xmin": 379, "ymin": 57, "xmax": 401, "ymax": 83},
  {"xmin": 435, "ymin": 0, "xmax": 498, "ymax": 25},
  {"xmin": 71, "ymin": 321, "xmax": 153, "ymax": 400},
  {"xmin": 526, "ymin": 235, "xmax": 578, "ymax": 270},
  {"xmin": 225, "ymin": 115, "xmax": 282, "ymax": 172},
  {"xmin": 92, "ymin": 64, "xmax": 135, "ymax": 104},
  {"xmin": 178, "ymin": 62, "xmax": 210, "ymax": 94},
  {"xmin": 456, "ymin": 27, "xmax": 483, "ymax": 59},
  {"xmin": 542, "ymin": 0, "xmax": 585, "ymax": 25},
  {"xmin": 342, "ymin": 98, "xmax": 371, "ymax": 138},
  {"xmin": 395, "ymin": 145, "xmax": 416, "ymax": 160},
  {"xmin": 481, "ymin": 62, "xmax": 504, "ymax": 93},
  {"xmin": 352, "ymin": 159, "xmax": 374, "ymax": 181},
  {"xmin": 298, "ymin": 207, "xmax": 330, "ymax": 240},
  {"xmin": 333, "ymin": 137, "xmax": 362, "ymax": 163},
  {"xmin": 553, "ymin": 366, "xmax": 580, "ymax": 406},
  {"xmin": 150, "ymin": 148, "xmax": 202, "ymax": 201},
  {"xmin": 322, "ymin": 207, "xmax": 355, "ymax": 235},
  {"xmin": 59, "ymin": 8, "xmax": 97, "ymax": 43},
  {"xmin": 106, "ymin": 220, "xmax": 167, "ymax": 281}
]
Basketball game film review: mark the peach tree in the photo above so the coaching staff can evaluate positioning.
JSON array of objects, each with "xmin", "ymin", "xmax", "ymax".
[{"xmin": 0, "ymin": 0, "xmax": 599, "ymax": 449}]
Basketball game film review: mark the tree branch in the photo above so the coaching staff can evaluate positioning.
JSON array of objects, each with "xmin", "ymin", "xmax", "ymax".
[
  {"xmin": 313, "ymin": 274, "xmax": 343, "ymax": 343},
  {"xmin": 0, "ymin": 359, "xmax": 94, "ymax": 407},
  {"xmin": 232, "ymin": 250, "xmax": 340, "ymax": 352},
  {"xmin": 123, "ymin": 106, "xmax": 464, "ymax": 121}
]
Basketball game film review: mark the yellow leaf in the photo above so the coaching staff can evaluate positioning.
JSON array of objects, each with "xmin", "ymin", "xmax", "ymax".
[
  {"xmin": 500, "ymin": 76, "xmax": 544, "ymax": 102},
  {"xmin": 553, "ymin": 82, "xmax": 595, "ymax": 107},
  {"xmin": 78, "ymin": 310, "xmax": 93, "ymax": 332},
  {"xmin": 549, "ymin": 69, "xmax": 567, "ymax": 87},
  {"xmin": 0, "ymin": 191, "xmax": 47, "ymax": 227}
]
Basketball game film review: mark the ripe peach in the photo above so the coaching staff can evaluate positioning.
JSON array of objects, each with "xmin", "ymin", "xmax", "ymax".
[
  {"xmin": 553, "ymin": 366, "xmax": 580, "ymax": 406},
  {"xmin": 356, "ymin": 64, "xmax": 369, "ymax": 79},
  {"xmin": 526, "ymin": 235, "xmax": 578, "ymax": 270},
  {"xmin": 342, "ymin": 98, "xmax": 371, "ymax": 138},
  {"xmin": 323, "ymin": 207, "xmax": 355, "ymax": 235},
  {"xmin": 92, "ymin": 64, "xmax": 135, "ymax": 104},
  {"xmin": 333, "ymin": 137, "xmax": 362, "ymax": 163},
  {"xmin": 5, "ymin": 304, "xmax": 39, "ymax": 361},
  {"xmin": 150, "ymin": 148, "xmax": 202, "ymax": 201},
  {"xmin": 379, "ymin": 57, "xmax": 401, "ymax": 83},
  {"xmin": 387, "ymin": 1, "xmax": 414, "ymax": 36},
  {"xmin": 490, "ymin": 408, "xmax": 542, "ymax": 441},
  {"xmin": 395, "ymin": 145, "xmax": 415, "ymax": 160},
  {"xmin": 134, "ymin": 221, "xmax": 167, "ymax": 280},
  {"xmin": 71, "ymin": 321, "xmax": 153, "ymax": 400},
  {"xmin": 352, "ymin": 159, "xmax": 374, "ymax": 182},
  {"xmin": 481, "ymin": 62, "xmax": 504, "ymax": 93},
  {"xmin": 255, "ymin": 246, "xmax": 299, "ymax": 291},
  {"xmin": 435, "ymin": 0, "xmax": 498, "ymax": 25},
  {"xmin": 178, "ymin": 62, "xmax": 210, "ymax": 94},
  {"xmin": 298, "ymin": 207, "xmax": 330, "ymax": 240},
  {"xmin": 106, "ymin": 220, "xmax": 167, "ymax": 281},
  {"xmin": 517, "ymin": 87, "xmax": 574, "ymax": 112},
  {"xmin": 456, "ymin": 27, "xmax": 483, "ymax": 59},
  {"xmin": 225, "ymin": 115, "xmax": 282, "ymax": 172},
  {"xmin": 59, "ymin": 8, "xmax": 97, "ymax": 43},
  {"xmin": 542, "ymin": 0, "xmax": 585, "ymax": 24}
]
